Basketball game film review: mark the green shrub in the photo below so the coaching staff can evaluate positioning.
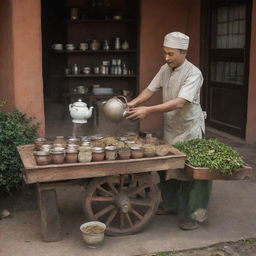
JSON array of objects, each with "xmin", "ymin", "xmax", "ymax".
[{"xmin": 0, "ymin": 101, "xmax": 39, "ymax": 193}]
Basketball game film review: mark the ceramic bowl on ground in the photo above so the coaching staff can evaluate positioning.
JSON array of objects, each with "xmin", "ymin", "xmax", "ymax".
[{"xmin": 80, "ymin": 221, "xmax": 106, "ymax": 248}]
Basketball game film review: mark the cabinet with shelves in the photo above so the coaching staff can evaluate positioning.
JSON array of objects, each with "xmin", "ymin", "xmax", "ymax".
[{"xmin": 61, "ymin": 0, "xmax": 139, "ymax": 98}]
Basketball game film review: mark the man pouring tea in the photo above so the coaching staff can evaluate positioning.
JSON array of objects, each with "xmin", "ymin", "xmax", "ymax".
[{"xmin": 126, "ymin": 32, "xmax": 212, "ymax": 230}]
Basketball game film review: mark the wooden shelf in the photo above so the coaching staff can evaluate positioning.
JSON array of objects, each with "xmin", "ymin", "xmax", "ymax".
[
  {"xmin": 53, "ymin": 49, "xmax": 136, "ymax": 54},
  {"xmin": 65, "ymin": 74, "xmax": 136, "ymax": 78},
  {"xmin": 66, "ymin": 19, "xmax": 136, "ymax": 23}
]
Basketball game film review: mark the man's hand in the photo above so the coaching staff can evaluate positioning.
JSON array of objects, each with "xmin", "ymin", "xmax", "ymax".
[
  {"xmin": 126, "ymin": 106, "xmax": 150, "ymax": 120},
  {"xmin": 127, "ymin": 101, "xmax": 137, "ymax": 108}
]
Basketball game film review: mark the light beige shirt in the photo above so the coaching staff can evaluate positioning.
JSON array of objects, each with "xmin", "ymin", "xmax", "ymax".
[{"xmin": 147, "ymin": 59, "xmax": 205, "ymax": 145}]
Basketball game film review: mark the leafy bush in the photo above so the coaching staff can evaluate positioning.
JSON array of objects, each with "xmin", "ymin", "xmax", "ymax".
[{"xmin": 0, "ymin": 101, "xmax": 39, "ymax": 193}]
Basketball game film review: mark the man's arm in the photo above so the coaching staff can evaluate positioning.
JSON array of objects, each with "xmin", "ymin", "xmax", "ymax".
[
  {"xmin": 126, "ymin": 97, "xmax": 187, "ymax": 120},
  {"xmin": 127, "ymin": 88, "xmax": 155, "ymax": 108}
]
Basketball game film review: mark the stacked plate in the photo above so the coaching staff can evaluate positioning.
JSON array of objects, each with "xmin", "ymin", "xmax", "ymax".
[{"xmin": 92, "ymin": 87, "xmax": 113, "ymax": 95}]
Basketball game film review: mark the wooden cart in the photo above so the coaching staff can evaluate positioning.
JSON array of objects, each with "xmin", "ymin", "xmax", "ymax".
[{"xmin": 17, "ymin": 144, "xmax": 186, "ymax": 242}]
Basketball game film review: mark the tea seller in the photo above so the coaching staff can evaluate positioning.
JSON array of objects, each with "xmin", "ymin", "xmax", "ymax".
[{"xmin": 126, "ymin": 32, "xmax": 212, "ymax": 230}]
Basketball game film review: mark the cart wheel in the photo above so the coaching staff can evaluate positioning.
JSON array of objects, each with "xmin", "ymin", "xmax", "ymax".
[{"xmin": 84, "ymin": 173, "xmax": 161, "ymax": 236}]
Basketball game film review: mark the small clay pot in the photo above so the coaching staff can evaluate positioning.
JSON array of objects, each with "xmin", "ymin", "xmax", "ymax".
[
  {"xmin": 53, "ymin": 136, "xmax": 67, "ymax": 148},
  {"xmin": 130, "ymin": 146, "xmax": 144, "ymax": 159},
  {"xmin": 53, "ymin": 143, "xmax": 66, "ymax": 149},
  {"xmin": 33, "ymin": 151, "xmax": 51, "ymax": 165},
  {"xmin": 105, "ymin": 146, "xmax": 117, "ymax": 160},
  {"xmin": 65, "ymin": 149, "xmax": 78, "ymax": 163},
  {"xmin": 78, "ymin": 148, "xmax": 92, "ymax": 162},
  {"xmin": 125, "ymin": 140, "xmax": 136, "ymax": 147},
  {"xmin": 117, "ymin": 136, "xmax": 127, "ymax": 142},
  {"xmin": 142, "ymin": 144, "xmax": 156, "ymax": 157},
  {"xmin": 40, "ymin": 144, "xmax": 53, "ymax": 152},
  {"xmin": 67, "ymin": 136, "xmax": 80, "ymax": 145},
  {"xmin": 81, "ymin": 141, "xmax": 91, "ymax": 147},
  {"xmin": 34, "ymin": 138, "xmax": 47, "ymax": 151},
  {"xmin": 118, "ymin": 149, "xmax": 131, "ymax": 160},
  {"xmin": 155, "ymin": 144, "xmax": 170, "ymax": 156},
  {"xmin": 67, "ymin": 143, "xmax": 80, "ymax": 150},
  {"xmin": 92, "ymin": 147, "xmax": 105, "ymax": 162},
  {"xmin": 50, "ymin": 148, "xmax": 65, "ymax": 164}
]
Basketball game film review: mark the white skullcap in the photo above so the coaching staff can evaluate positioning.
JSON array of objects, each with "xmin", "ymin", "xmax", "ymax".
[{"xmin": 163, "ymin": 32, "xmax": 189, "ymax": 50}]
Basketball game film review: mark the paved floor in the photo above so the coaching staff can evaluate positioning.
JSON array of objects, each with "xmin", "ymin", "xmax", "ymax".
[
  {"xmin": 1, "ymin": 102, "xmax": 255, "ymax": 256},
  {"xmin": 1, "ymin": 178, "xmax": 256, "ymax": 256}
]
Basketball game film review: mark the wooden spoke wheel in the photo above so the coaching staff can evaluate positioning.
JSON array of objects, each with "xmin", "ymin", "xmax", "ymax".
[{"xmin": 84, "ymin": 173, "xmax": 161, "ymax": 236}]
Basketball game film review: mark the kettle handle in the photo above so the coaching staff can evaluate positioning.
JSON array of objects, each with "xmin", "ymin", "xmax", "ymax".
[{"xmin": 117, "ymin": 95, "xmax": 128, "ymax": 105}]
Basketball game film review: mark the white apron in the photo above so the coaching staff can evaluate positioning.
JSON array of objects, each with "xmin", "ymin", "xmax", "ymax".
[{"xmin": 147, "ymin": 59, "xmax": 205, "ymax": 145}]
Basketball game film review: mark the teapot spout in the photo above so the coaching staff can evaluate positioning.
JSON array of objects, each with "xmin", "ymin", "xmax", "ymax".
[
  {"xmin": 88, "ymin": 106, "xmax": 94, "ymax": 117},
  {"xmin": 69, "ymin": 104, "xmax": 72, "ymax": 113}
]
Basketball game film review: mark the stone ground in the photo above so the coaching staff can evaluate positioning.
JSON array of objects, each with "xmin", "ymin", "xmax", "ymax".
[
  {"xmin": 1, "ymin": 101, "xmax": 256, "ymax": 256},
  {"xmin": 144, "ymin": 238, "xmax": 256, "ymax": 256}
]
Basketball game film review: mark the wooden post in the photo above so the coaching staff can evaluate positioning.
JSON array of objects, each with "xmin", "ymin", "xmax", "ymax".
[{"xmin": 38, "ymin": 187, "xmax": 62, "ymax": 242}]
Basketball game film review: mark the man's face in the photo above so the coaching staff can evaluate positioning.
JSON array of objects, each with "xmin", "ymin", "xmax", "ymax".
[{"xmin": 163, "ymin": 47, "xmax": 187, "ymax": 68}]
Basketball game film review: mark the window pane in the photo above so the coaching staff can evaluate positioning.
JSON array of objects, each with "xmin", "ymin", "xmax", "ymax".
[
  {"xmin": 213, "ymin": 4, "xmax": 246, "ymax": 49},
  {"xmin": 217, "ymin": 7, "xmax": 228, "ymax": 22},
  {"xmin": 211, "ymin": 61, "xmax": 244, "ymax": 84}
]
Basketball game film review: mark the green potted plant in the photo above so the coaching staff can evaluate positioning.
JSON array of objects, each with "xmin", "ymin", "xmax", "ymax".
[{"xmin": 174, "ymin": 138, "xmax": 251, "ymax": 180}]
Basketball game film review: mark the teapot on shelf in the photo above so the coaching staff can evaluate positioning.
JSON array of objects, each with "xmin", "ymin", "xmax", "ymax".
[
  {"xmin": 102, "ymin": 96, "xmax": 128, "ymax": 122},
  {"xmin": 69, "ymin": 99, "xmax": 93, "ymax": 123}
]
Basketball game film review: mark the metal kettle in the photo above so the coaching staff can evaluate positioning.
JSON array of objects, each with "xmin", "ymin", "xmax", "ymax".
[{"xmin": 102, "ymin": 96, "xmax": 128, "ymax": 122}]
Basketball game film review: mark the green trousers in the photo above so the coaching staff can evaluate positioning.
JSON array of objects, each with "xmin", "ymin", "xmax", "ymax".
[{"xmin": 159, "ymin": 172, "xmax": 212, "ymax": 222}]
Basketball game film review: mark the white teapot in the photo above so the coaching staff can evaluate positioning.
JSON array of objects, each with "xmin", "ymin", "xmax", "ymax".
[{"xmin": 69, "ymin": 99, "xmax": 93, "ymax": 123}]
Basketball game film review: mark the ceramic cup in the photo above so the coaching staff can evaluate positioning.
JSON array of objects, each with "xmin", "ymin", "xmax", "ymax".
[
  {"xmin": 66, "ymin": 44, "xmax": 75, "ymax": 51},
  {"xmin": 79, "ymin": 43, "xmax": 89, "ymax": 51},
  {"xmin": 52, "ymin": 44, "xmax": 63, "ymax": 50},
  {"xmin": 81, "ymin": 66, "xmax": 91, "ymax": 74}
]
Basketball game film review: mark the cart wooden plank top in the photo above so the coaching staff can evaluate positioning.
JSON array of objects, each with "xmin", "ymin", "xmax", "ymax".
[{"xmin": 17, "ymin": 144, "xmax": 186, "ymax": 184}]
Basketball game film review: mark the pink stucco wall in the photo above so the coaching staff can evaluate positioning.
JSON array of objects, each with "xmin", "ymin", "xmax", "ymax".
[
  {"xmin": 139, "ymin": 0, "xmax": 201, "ymax": 136},
  {"xmin": 12, "ymin": 0, "xmax": 45, "ymax": 135},
  {"xmin": 0, "ymin": 0, "xmax": 45, "ymax": 135},
  {"xmin": 246, "ymin": 0, "xmax": 256, "ymax": 144}
]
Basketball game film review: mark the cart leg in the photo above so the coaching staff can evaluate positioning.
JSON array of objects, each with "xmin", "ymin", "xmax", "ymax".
[{"xmin": 38, "ymin": 189, "xmax": 62, "ymax": 242}]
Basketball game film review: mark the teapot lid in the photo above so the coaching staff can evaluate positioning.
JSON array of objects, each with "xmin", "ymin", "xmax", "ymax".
[{"xmin": 73, "ymin": 99, "xmax": 87, "ymax": 107}]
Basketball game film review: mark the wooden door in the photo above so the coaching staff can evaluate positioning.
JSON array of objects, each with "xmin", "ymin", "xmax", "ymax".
[{"xmin": 201, "ymin": 0, "xmax": 252, "ymax": 138}]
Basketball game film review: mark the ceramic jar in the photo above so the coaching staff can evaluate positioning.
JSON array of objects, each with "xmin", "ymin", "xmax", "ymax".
[
  {"xmin": 70, "ymin": 8, "xmax": 79, "ymax": 20},
  {"xmin": 118, "ymin": 148, "xmax": 131, "ymax": 160},
  {"xmin": 40, "ymin": 144, "xmax": 53, "ymax": 152},
  {"xmin": 53, "ymin": 136, "xmax": 66, "ymax": 148},
  {"xmin": 130, "ymin": 146, "xmax": 144, "ymax": 159},
  {"xmin": 78, "ymin": 146, "xmax": 92, "ymax": 162},
  {"xmin": 65, "ymin": 148, "xmax": 78, "ymax": 163},
  {"xmin": 81, "ymin": 141, "xmax": 91, "ymax": 147},
  {"xmin": 125, "ymin": 140, "xmax": 136, "ymax": 147},
  {"xmin": 105, "ymin": 146, "xmax": 117, "ymax": 160},
  {"xmin": 145, "ymin": 134, "xmax": 158, "ymax": 144},
  {"xmin": 33, "ymin": 151, "xmax": 51, "ymax": 165},
  {"xmin": 34, "ymin": 138, "xmax": 47, "ymax": 151},
  {"xmin": 67, "ymin": 136, "xmax": 80, "ymax": 145},
  {"xmin": 92, "ymin": 147, "xmax": 105, "ymax": 161},
  {"xmin": 90, "ymin": 39, "xmax": 100, "ymax": 51},
  {"xmin": 121, "ymin": 40, "xmax": 129, "ymax": 50},
  {"xmin": 51, "ymin": 148, "xmax": 65, "ymax": 164},
  {"xmin": 142, "ymin": 144, "xmax": 156, "ymax": 157},
  {"xmin": 155, "ymin": 145, "xmax": 170, "ymax": 156}
]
